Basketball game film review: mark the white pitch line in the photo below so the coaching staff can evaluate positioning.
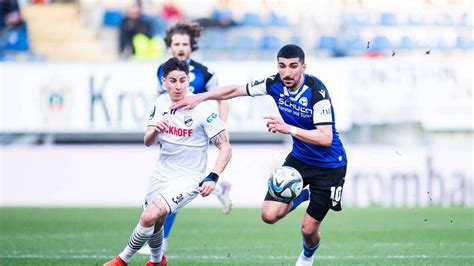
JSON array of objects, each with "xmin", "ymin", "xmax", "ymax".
[{"xmin": 1, "ymin": 254, "xmax": 473, "ymax": 260}]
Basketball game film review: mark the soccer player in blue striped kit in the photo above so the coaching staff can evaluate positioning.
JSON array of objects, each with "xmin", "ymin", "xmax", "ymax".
[{"xmin": 172, "ymin": 44, "xmax": 348, "ymax": 266}]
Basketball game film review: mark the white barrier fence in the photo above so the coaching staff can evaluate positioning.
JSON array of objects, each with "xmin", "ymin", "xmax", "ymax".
[
  {"xmin": 1, "ymin": 56, "xmax": 472, "ymax": 135},
  {"xmin": 1, "ymin": 144, "xmax": 472, "ymax": 207}
]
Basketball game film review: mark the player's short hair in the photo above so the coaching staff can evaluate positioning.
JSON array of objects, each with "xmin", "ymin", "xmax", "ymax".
[
  {"xmin": 277, "ymin": 44, "xmax": 305, "ymax": 63},
  {"xmin": 162, "ymin": 58, "xmax": 189, "ymax": 77},
  {"xmin": 164, "ymin": 20, "xmax": 202, "ymax": 52}
]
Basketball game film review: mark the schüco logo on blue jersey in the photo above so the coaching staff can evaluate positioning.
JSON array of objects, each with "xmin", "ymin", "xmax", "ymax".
[
  {"xmin": 206, "ymin": 113, "xmax": 217, "ymax": 122},
  {"xmin": 278, "ymin": 98, "xmax": 313, "ymax": 114}
]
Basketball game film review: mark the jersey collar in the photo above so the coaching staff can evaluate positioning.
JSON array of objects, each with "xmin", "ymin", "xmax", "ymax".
[{"xmin": 283, "ymin": 74, "xmax": 307, "ymax": 97}]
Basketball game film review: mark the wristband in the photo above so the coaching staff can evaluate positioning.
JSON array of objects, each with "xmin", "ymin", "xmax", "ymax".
[
  {"xmin": 290, "ymin": 126, "xmax": 298, "ymax": 136},
  {"xmin": 199, "ymin": 172, "xmax": 219, "ymax": 186}
]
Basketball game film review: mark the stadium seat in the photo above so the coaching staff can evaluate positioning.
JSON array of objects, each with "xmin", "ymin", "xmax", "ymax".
[
  {"xmin": 371, "ymin": 36, "xmax": 392, "ymax": 51},
  {"xmin": 261, "ymin": 35, "xmax": 282, "ymax": 50},
  {"xmin": 268, "ymin": 11, "xmax": 289, "ymax": 27},
  {"xmin": 399, "ymin": 36, "xmax": 419, "ymax": 49},
  {"xmin": 290, "ymin": 36, "xmax": 302, "ymax": 46},
  {"xmin": 380, "ymin": 12, "xmax": 398, "ymax": 26},
  {"xmin": 147, "ymin": 15, "xmax": 166, "ymax": 36},
  {"xmin": 241, "ymin": 12, "xmax": 263, "ymax": 27},
  {"xmin": 435, "ymin": 13, "xmax": 454, "ymax": 26},
  {"xmin": 232, "ymin": 35, "xmax": 258, "ymax": 50},
  {"xmin": 408, "ymin": 14, "xmax": 425, "ymax": 26},
  {"xmin": 207, "ymin": 30, "xmax": 231, "ymax": 50},
  {"xmin": 344, "ymin": 13, "xmax": 372, "ymax": 27},
  {"xmin": 436, "ymin": 38, "xmax": 451, "ymax": 50},
  {"xmin": 317, "ymin": 35, "xmax": 338, "ymax": 50},
  {"xmin": 344, "ymin": 36, "xmax": 366, "ymax": 52},
  {"xmin": 103, "ymin": 10, "xmax": 123, "ymax": 27},
  {"xmin": 459, "ymin": 13, "xmax": 472, "ymax": 27},
  {"xmin": 456, "ymin": 36, "xmax": 473, "ymax": 50}
]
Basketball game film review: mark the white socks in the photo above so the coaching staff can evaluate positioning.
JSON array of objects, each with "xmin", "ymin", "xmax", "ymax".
[{"xmin": 119, "ymin": 223, "xmax": 154, "ymax": 263}]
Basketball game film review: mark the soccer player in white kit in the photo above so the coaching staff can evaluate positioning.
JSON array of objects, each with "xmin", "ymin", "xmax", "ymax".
[{"xmin": 104, "ymin": 58, "xmax": 232, "ymax": 266}]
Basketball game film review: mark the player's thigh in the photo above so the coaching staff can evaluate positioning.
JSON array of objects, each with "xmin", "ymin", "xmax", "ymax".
[
  {"xmin": 306, "ymin": 165, "xmax": 347, "ymax": 221},
  {"xmin": 157, "ymin": 179, "xmax": 200, "ymax": 214}
]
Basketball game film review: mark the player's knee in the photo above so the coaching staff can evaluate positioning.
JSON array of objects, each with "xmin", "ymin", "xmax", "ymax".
[
  {"xmin": 139, "ymin": 212, "xmax": 157, "ymax": 227},
  {"xmin": 261, "ymin": 210, "xmax": 282, "ymax": 224},
  {"xmin": 301, "ymin": 222, "xmax": 319, "ymax": 239}
]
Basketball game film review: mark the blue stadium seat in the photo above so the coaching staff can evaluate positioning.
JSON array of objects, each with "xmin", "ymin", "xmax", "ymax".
[
  {"xmin": 103, "ymin": 10, "xmax": 123, "ymax": 27},
  {"xmin": 371, "ymin": 36, "xmax": 391, "ymax": 51},
  {"xmin": 206, "ymin": 31, "xmax": 231, "ymax": 50},
  {"xmin": 459, "ymin": 13, "xmax": 472, "ymax": 27},
  {"xmin": 261, "ymin": 35, "xmax": 282, "ymax": 50},
  {"xmin": 290, "ymin": 36, "xmax": 302, "ymax": 46},
  {"xmin": 456, "ymin": 36, "xmax": 473, "ymax": 50},
  {"xmin": 344, "ymin": 36, "xmax": 365, "ymax": 51},
  {"xmin": 232, "ymin": 35, "xmax": 258, "ymax": 50},
  {"xmin": 344, "ymin": 13, "xmax": 372, "ymax": 27},
  {"xmin": 436, "ymin": 39, "xmax": 451, "ymax": 50},
  {"xmin": 399, "ymin": 36, "xmax": 419, "ymax": 49},
  {"xmin": 317, "ymin": 35, "xmax": 338, "ymax": 50},
  {"xmin": 241, "ymin": 12, "xmax": 263, "ymax": 27},
  {"xmin": 408, "ymin": 14, "xmax": 425, "ymax": 26},
  {"xmin": 268, "ymin": 11, "xmax": 289, "ymax": 27},
  {"xmin": 147, "ymin": 15, "xmax": 166, "ymax": 35},
  {"xmin": 380, "ymin": 12, "xmax": 397, "ymax": 26},
  {"xmin": 435, "ymin": 13, "xmax": 454, "ymax": 26}
]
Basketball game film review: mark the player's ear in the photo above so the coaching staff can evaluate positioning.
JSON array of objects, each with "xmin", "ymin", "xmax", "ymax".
[
  {"xmin": 161, "ymin": 76, "xmax": 166, "ymax": 84},
  {"xmin": 302, "ymin": 63, "xmax": 306, "ymax": 72}
]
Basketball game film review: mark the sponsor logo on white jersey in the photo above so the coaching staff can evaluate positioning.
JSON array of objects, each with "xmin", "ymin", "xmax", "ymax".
[{"xmin": 184, "ymin": 116, "xmax": 193, "ymax": 127}]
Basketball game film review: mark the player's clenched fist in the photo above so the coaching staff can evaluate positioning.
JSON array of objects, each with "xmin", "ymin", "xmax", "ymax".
[
  {"xmin": 152, "ymin": 119, "xmax": 170, "ymax": 133},
  {"xmin": 199, "ymin": 172, "xmax": 219, "ymax": 197},
  {"xmin": 264, "ymin": 115, "xmax": 291, "ymax": 134}
]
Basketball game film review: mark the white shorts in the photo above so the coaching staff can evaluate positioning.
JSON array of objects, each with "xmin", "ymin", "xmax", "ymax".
[{"xmin": 143, "ymin": 176, "xmax": 200, "ymax": 214}]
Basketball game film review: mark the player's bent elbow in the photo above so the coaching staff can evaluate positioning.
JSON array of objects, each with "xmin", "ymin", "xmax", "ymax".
[
  {"xmin": 319, "ymin": 135, "xmax": 333, "ymax": 147},
  {"xmin": 321, "ymin": 139, "xmax": 332, "ymax": 147}
]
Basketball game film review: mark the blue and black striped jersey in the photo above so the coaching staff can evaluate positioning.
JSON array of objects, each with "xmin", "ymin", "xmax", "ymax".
[
  {"xmin": 157, "ymin": 59, "xmax": 218, "ymax": 94},
  {"xmin": 246, "ymin": 74, "xmax": 347, "ymax": 168}
]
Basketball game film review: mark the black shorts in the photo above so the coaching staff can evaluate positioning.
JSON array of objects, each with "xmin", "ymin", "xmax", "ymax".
[{"xmin": 265, "ymin": 154, "xmax": 347, "ymax": 221}]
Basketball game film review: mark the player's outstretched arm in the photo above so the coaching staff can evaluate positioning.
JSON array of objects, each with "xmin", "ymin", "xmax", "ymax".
[
  {"xmin": 264, "ymin": 115, "xmax": 333, "ymax": 147},
  {"xmin": 171, "ymin": 85, "xmax": 247, "ymax": 110},
  {"xmin": 199, "ymin": 130, "xmax": 232, "ymax": 197}
]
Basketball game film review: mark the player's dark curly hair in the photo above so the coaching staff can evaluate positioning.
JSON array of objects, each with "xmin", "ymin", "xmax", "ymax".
[
  {"xmin": 164, "ymin": 20, "xmax": 203, "ymax": 52},
  {"xmin": 277, "ymin": 44, "xmax": 305, "ymax": 63},
  {"xmin": 162, "ymin": 57, "xmax": 189, "ymax": 77}
]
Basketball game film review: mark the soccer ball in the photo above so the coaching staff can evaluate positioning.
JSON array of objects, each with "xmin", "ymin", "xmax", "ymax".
[{"xmin": 267, "ymin": 166, "xmax": 303, "ymax": 202}]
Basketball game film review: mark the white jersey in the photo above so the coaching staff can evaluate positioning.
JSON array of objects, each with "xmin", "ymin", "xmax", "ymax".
[{"xmin": 147, "ymin": 93, "xmax": 225, "ymax": 181}]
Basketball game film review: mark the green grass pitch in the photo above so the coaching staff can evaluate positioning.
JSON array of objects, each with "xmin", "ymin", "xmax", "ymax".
[{"xmin": 0, "ymin": 207, "xmax": 473, "ymax": 265}]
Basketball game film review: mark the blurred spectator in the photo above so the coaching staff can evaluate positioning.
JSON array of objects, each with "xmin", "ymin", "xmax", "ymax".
[
  {"xmin": 1, "ymin": 0, "xmax": 25, "ymax": 30},
  {"xmin": 0, "ymin": 0, "xmax": 29, "ymax": 52},
  {"xmin": 195, "ymin": 0, "xmax": 238, "ymax": 28},
  {"xmin": 119, "ymin": 2, "xmax": 153, "ymax": 59},
  {"xmin": 161, "ymin": 0, "xmax": 183, "ymax": 24}
]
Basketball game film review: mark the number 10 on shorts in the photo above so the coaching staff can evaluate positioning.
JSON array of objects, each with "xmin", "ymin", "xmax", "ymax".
[{"xmin": 330, "ymin": 186, "xmax": 342, "ymax": 206}]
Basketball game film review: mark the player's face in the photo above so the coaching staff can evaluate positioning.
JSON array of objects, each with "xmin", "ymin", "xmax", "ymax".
[
  {"xmin": 162, "ymin": 70, "xmax": 189, "ymax": 102},
  {"xmin": 277, "ymin": 57, "xmax": 306, "ymax": 90},
  {"xmin": 170, "ymin": 34, "xmax": 192, "ymax": 61}
]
